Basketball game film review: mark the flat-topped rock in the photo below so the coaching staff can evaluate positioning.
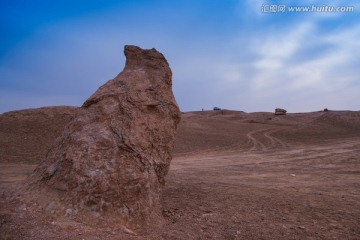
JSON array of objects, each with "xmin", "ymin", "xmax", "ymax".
[{"xmin": 275, "ymin": 108, "xmax": 287, "ymax": 115}]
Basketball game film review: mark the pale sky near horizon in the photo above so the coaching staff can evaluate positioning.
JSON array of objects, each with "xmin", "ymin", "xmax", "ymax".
[{"xmin": 1, "ymin": 0, "xmax": 360, "ymax": 113}]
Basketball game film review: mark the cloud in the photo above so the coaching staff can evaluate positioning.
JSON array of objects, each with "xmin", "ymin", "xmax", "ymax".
[
  {"xmin": 251, "ymin": 22, "xmax": 314, "ymax": 90},
  {"xmin": 210, "ymin": 5, "xmax": 360, "ymax": 112},
  {"xmin": 250, "ymin": 22, "xmax": 360, "ymax": 111},
  {"xmin": 0, "ymin": 1, "xmax": 359, "ymax": 113}
]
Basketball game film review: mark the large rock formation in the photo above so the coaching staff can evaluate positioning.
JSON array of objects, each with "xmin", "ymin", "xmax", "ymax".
[{"xmin": 26, "ymin": 45, "xmax": 181, "ymax": 227}]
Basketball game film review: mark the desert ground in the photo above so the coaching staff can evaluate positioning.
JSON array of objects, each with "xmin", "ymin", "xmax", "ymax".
[{"xmin": 1, "ymin": 107, "xmax": 360, "ymax": 239}]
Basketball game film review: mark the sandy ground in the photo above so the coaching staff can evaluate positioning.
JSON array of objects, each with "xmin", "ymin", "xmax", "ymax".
[{"xmin": 1, "ymin": 108, "xmax": 360, "ymax": 239}]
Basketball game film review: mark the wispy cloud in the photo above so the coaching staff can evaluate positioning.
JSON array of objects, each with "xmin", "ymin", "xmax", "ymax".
[{"xmin": 245, "ymin": 21, "xmax": 360, "ymax": 111}]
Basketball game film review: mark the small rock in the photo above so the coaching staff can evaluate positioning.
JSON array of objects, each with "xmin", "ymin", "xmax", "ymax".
[
  {"xmin": 123, "ymin": 227, "xmax": 137, "ymax": 235},
  {"xmin": 290, "ymin": 173, "xmax": 296, "ymax": 177},
  {"xmin": 65, "ymin": 208, "xmax": 72, "ymax": 216},
  {"xmin": 19, "ymin": 204, "xmax": 27, "ymax": 211},
  {"xmin": 46, "ymin": 201, "xmax": 56, "ymax": 212}
]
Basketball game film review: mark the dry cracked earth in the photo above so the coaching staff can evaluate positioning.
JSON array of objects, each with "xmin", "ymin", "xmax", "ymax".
[{"xmin": 1, "ymin": 108, "xmax": 360, "ymax": 239}]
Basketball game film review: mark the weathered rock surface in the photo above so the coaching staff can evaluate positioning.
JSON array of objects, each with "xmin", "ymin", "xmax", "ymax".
[
  {"xmin": 26, "ymin": 45, "xmax": 181, "ymax": 227},
  {"xmin": 275, "ymin": 108, "xmax": 287, "ymax": 115}
]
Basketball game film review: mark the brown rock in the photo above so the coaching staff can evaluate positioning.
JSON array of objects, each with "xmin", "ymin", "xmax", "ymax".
[
  {"xmin": 26, "ymin": 45, "xmax": 181, "ymax": 227},
  {"xmin": 275, "ymin": 108, "xmax": 287, "ymax": 115}
]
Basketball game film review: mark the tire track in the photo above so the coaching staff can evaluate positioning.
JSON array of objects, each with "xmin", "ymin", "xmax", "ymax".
[
  {"xmin": 246, "ymin": 128, "xmax": 267, "ymax": 152},
  {"xmin": 246, "ymin": 127, "xmax": 288, "ymax": 152},
  {"xmin": 264, "ymin": 128, "xmax": 288, "ymax": 149}
]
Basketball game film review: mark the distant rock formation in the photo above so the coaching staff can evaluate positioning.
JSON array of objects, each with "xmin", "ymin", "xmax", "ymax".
[
  {"xmin": 275, "ymin": 108, "xmax": 287, "ymax": 115},
  {"xmin": 0, "ymin": 106, "xmax": 78, "ymax": 164},
  {"xmin": 26, "ymin": 45, "xmax": 181, "ymax": 227}
]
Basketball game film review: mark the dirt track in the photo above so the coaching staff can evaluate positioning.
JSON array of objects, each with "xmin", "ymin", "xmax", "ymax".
[{"xmin": 1, "ymin": 108, "xmax": 360, "ymax": 239}]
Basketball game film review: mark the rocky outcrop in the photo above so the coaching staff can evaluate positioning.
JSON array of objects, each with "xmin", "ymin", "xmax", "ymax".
[
  {"xmin": 275, "ymin": 108, "xmax": 287, "ymax": 115},
  {"xmin": 26, "ymin": 45, "xmax": 181, "ymax": 227}
]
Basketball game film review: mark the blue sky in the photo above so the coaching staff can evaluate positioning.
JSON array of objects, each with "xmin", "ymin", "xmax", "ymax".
[{"xmin": 1, "ymin": 0, "xmax": 359, "ymax": 113}]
